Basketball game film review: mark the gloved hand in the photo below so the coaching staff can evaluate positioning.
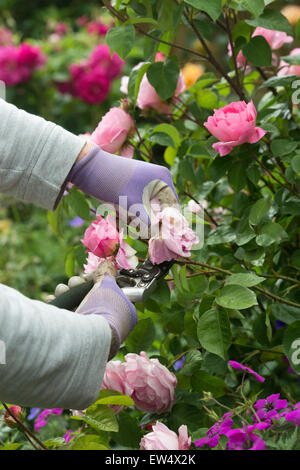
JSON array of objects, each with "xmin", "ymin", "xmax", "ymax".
[
  {"xmin": 68, "ymin": 146, "xmax": 179, "ymax": 231},
  {"xmin": 48, "ymin": 261, "xmax": 137, "ymax": 360}
]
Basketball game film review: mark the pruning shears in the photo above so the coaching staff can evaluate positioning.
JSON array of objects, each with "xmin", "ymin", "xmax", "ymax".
[{"xmin": 49, "ymin": 258, "xmax": 175, "ymax": 310}]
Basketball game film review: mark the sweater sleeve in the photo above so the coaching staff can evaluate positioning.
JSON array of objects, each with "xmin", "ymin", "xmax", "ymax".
[
  {"xmin": 0, "ymin": 283, "xmax": 112, "ymax": 409},
  {"xmin": 0, "ymin": 98, "xmax": 85, "ymax": 210}
]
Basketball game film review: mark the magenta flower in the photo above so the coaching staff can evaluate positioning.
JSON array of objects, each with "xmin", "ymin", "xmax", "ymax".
[
  {"xmin": 195, "ymin": 413, "xmax": 233, "ymax": 449},
  {"xmin": 63, "ymin": 430, "xmax": 74, "ymax": 444},
  {"xmin": 226, "ymin": 428, "xmax": 266, "ymax": 450},
  {"xmin": 254, "ymin": 394, "xmax": 287, "ymax": 421},
  {"xmin": 229, "ymin": 360, "xmax": 265, "ymax": 383},
  {"xmin": 34, "ymin": 408, "xmax": 63, "ymax": 432}
]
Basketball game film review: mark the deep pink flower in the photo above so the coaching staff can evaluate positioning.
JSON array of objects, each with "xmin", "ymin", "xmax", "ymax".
[
  {"xmin": 195, "ymin": 413, "xmax": 233, "ymax": 449},
  {"xmin": 17, "ymin": 43, "xmax": 46, "ymax": 69},
  {"xmin": 0, "ymin": 46, "xmax": 23, "ymax": 85},
  {"xmin": 140, "ymin": 422, "xmax": 191, "ymax": 450},
  {"xmin": 254, "ymin": 394, "xmax": 288, "ymax": 421},
  {"xmin": 91, "ymin": 107, "xmax": 135, "ymax": 154},
  {"xmin": 75, "ymin": 70, "xmax": 110, "ymax": 104},
  {"xmin": 89, "ymin": 44, "xmax": 123, "ymax": 80},
  {"xmin": 34, "ymin": 409, "xmax": 63, "ymax": 432},
  {"xmin": 204, "ymin": 101, "xmax": 266, "ymax": 156},
  {"xmin": 226, "ymin": 429, "xmax": 266, "ymax": 450},
  {"xmin": 81, "ymin": 215, "xmax": 120, "ymax": 258},
  {"xmin": 87, "ymin": 21, "xmax": 110, "ymax": 37},
  {"xmin": 229, "ymin": 360, "xmax": 265, "ymax": 383},
  {"xmin": 149, "ymin": 207, "xmax": 199, "ymax": 264},
  {"xmin": 63, "ymin": 430, "xmax": 74, "ymax": 444}
]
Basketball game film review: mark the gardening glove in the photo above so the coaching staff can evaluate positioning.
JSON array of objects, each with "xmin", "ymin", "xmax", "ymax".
[
  {"xmin": 49, "ymin": 261, "xmax": 137, "ymax": 359},
  {"xmin": 68, "ymin": 146, "xmax": 179, "ymax": 230}
]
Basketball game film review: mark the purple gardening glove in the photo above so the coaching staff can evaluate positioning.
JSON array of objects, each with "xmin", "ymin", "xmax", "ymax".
[
  {"xmin": 51, "ymin": 262, "xmax": 137, "ymax": 359},
  {"xmin": 68, "ymin": 146, "xmax": 179, "ymax": 233}
]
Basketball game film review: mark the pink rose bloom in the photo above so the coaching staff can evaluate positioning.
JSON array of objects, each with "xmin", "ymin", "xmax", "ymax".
[
  {"xmin": 137, "ymin": 72, "xmax": 185, "ymax": 114},
  {"xmin": 76, "ymin": 70, "xmax": 110, "ymax": 104},
  {"xmin": 227, "ymin": 44, "xmax": 248, "ymax": 69},
  {"xmin": 204, "ymin": 100, "xmax": 266, "ymax": 157},
  {"xmin": 17, "ymin": 43, "xmax": 46, "ymax": 69},
  {"xmin": 140, "ymin": 422, "xmax": 191, "ymax": 450},
  {"xmin": 54, "ymin": 22, "xmax": 69, "ymax": 36},
  {"xmin": 124, "ymin": 351, "xmax": 177, "ymax": 414},
  {"xmin": 87, "ymin": 21, "xmax": 110, "ymax": 37},
  {"xmin": 81, "ymin": 215, "xmax": 119, "ymax": 258},
  {"xmin": 252, "ymin": 27, "xmax": 293, "ymax": 50},
  {"xmin": 186, "ymin": 199, "xmax": 202, "ymax": 214},
  {"xmin": 91, "ymin": 107, "xmax": 135, "ymax": 154},
  {"xmin": 149, "ymin": 207, "xmax": 199, "ymax": 264},
  {"xmin": 101, "ymin": 360, "xmax": 133, "ymax": 414},
  {"xmin": 0, "ymin": 46, "xmax": 23, "ymax": 85},
  {"xmin": 278, "ymin": 48, "xmax": 300, "ymax": 77}
]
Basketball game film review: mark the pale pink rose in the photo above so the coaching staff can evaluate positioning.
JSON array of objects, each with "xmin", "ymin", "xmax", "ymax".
[
  {"xmin": 204, "ymin": 100, "xmax": 266, "ymax": 157},
  {"xmin": 140, "ymin": 422, "xmax": 191, "ymax": 450},
  {"xmin": 101, "ymin": 360, "xmax": 133, "ymax": 414},
  {"xmin": 149, "ymin": 207, "xmax": 199, "ymax": 264},
  {"xmin": 186, "ymin": 200, "xmax": 202, "ymax": 214},
  {"xmin": 252, "ymin": 27, "xmax": 293, "ymax": 50},
  {"xmin": 115, "ymin": 230, "xmax": 138, "ymax": 269},
  {"xmin": 124, "ymin": 351, "xmax": 177, "ymax": 414},
  {"xmin": 81, "ymin": 215, "xmax": 119, "ymax": 258},
  {"xmin": 91, "ymin": 107, "xmax": 135, "ymax": 155},
  {"xmin": 278, "ymin": 48, "xmax": 300, "ymax": 77}
]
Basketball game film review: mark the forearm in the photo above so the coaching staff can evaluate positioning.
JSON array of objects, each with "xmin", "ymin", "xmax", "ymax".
[
  {"xmin": 0, "ymin": 98, "xmax": 87, "ymax": 210},
  {"xmin": 0, "ymin": 283, "xmax": 111, "ymax": 409}
]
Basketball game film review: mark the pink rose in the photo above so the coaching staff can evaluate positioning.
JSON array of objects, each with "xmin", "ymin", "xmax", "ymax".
[
  {"xmin": 278, "ymin": 48, "xmax": 300, "ymax": 77},
  {"xmin": 4, "ymin": 406, "xmax": 24, "ymax": 428},
  {"xmin": 252, "ymin": 27, "xmax": 293, "ymax": 50},
  {"xmin": 17, "ymin": 43, "xmax": 46, "ymax": 69},
  {"xmin": 91, "ymin": 107, "xmax": 135, "ymax": 155},
  {"xmin": 87, "ymin": 21, "xmax": 110, "ymax": 37},
  {"xmin": 101, "ymin": 360, "xmax": 133, "ymax": 414},
  {"xmin": 204, "ymin": 100, "xmax": 266, "ymax": 156},
  {"xmin": 0, "ymin": 46, "xmax": 22, "ymax": 85},
  {"xmin": 81, "ymin": 215, "xmax": 119, "ymax": 258},
  {"xmin": 75, "ymin": 70, "xmax": 110, "ymax": 104},
  {"xmin": 124, "ymin": 351, "xmax": 177, "ymax": 414},
  {"xmin": 89, "ymin": 44, "xmax": 123, "ymax": 80},
  {"xmin": 149, "ymin": 207, "xmax": 199, "ymax": 264},
  {"xmin": 140, "ymin": 422, "xmax": 191, "ymax": 450}
]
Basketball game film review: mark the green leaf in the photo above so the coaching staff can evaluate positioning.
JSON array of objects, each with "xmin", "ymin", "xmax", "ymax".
[
  {"xmin": 249, "ymin": 198, "xmax": 271, "ymax": 226},
  {"xmin": 47, "ymin": 204, "xmax": 62, "ymax": 237},
  {"xmin": 128, "ymin": 62, "xmax": 150, "ymax": 104},
  {"xmin": 197, "ymin": 308, "xmax": 231, "ymax": 360},
  {"xmin": 271, "ymin": 304, "xmax": 300, "ymax": 325},
  {"xmin": 239, "ymin": 0, "xmax": 265, "ymax": 17},
  {"xmin": 64, "ymin": 247, "xmax": 75, "ymax": 278},
  {"xmin": 196, "ymin": 89, "xmax": 218, "ymax": 109},
  {"xmin": 225, "ymin": 272, "xmax": 265, "ymax": 287},
  {"xmin": 216, "ymin": 285, "xmax": 258, "ymax": 310},
  {"xmin": 283, "ymin": 321, "xmax": 300, "ymax": 374},
  {"xmin": 95, "ymin": 390, "xmax": 134, "ymax": 407},
  {"xmin": 259, "ymin": 74, "xmax": 297, "ymax": 89},
  {"xmin": 106, "ymin": 24, "xmax": 135, "ymax": 59},
  {"xmin": 147, "ymin": 57, "xmax": 180, "ymax": 101},
  {"xmin": 151, "ymin": 124, "xmax": 181, "ymax": 148},
  {"xmin": 242, "ymin": 36, "xmax": 272, "ymax": 67},
  {"xmin": 271, "ymin": 139, "xmax": 298, "ymax": 157},
  {"xmin": 126, "ymin": 317, "xmax": 155, "ymax": 352},
  {"xmin": 67, "ymin": 188, "xmax": 90, "ymax": 220},
  {"xmin": 114, "ymin": 413, "xmax": 142, "ymax": 449},
  {"xmin": 228, "ymin": 161, "xmax": 247, "ymax": 192},
  {"xmin": 179, "ymin": 350, "xmax": 203, "ymax": 376},
  {"xmin": 191, "ymin": 370, "xmax": 227, "ymax": 397},
  {"xmin": 158, "ymin": 0, "xmax": 175, "ymax": 31},
  {"xmin": 184, "ymin": 0, "xmax": 222, "ymax": 22},
  {"xmin": 291, "ymin": 154, "xmax": 300, "ymax": 176},
  {"xmin": 256, "ymin": 222, "xmax": 288, "ymax": 247},
  {"xmin": 167, "ymin": 403, "xmax": 204, "ymax": 431},
  {"xmin": 207, "ymin": 225, "xmax": 236, "ymax": 245},
  {"xmin": 71, "ymin": 435, "xmax": 109, "ymax": 450},
  {"xmin": 73, "ymin": 405, "xmax": 118, "ymax": 433},
  {"xmin": 280, "ymin": 54, "xmax": 300, "ymax": 65},
  {"xmin": 236, "ymin": 225, "xmax": 256, "ymax": 246},
  {"xmin": 246, "ymin": 9, "xmax": 293, "ymax": 35}
]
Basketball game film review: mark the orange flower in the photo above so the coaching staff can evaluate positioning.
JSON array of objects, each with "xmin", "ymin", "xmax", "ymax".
[
  {"xmin": 281, "ymin": 5, "xmax": 300, "ymax": 26},
  {"xmin": 181, "ymin": 62, "xmax": 204, "ymax": 88}
]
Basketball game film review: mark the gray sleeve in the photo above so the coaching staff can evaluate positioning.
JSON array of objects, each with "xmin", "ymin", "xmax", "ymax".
[
  {"xmin": 0, "ymin": 98, "xmax": 86, "ymax": 210},
  {"xmin": 0, "ymin": 283, "xmax": 112, "ymax": 409}
]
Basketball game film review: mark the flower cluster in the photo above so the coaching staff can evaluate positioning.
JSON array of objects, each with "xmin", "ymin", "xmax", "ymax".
[
  {"xmin": 81, "ymin": 215, "xmax": 138, "ymax": 273},
  {"xmin": 0, "ymin": 42, "xmax": 46, "ymax": 86},
  {"xmin": 57, "ymin": 43, "xmax": 123, "ymax": 104},
  {"xmin": 102, "ymin": 351, "xmax": 177, "ymax": 414}
]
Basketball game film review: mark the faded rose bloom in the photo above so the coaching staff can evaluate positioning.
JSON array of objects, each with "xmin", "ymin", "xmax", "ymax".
[
  {"xmin": 204, "ymin": 100, "xmax": 266, "ymax": 157},
  {"xmin": 140, "ymin": 422, "xmax": 191, "ymax": 450},
  {"xmin": 181, "ymin": 63, "xmax": 204, "ymax": 88},
  {"xmin": 278, "ymin": 48, "xmax": 300, "ymax": 77},
  {"xmin": 281, "ymin": 4, "xmax": 300, "ymax": 26},
  {"xmin": 101, "ymin": 360, "xmax": 133, "ymax": 414},
  {"xmin": 4, "ymin": 406, "xmax": 24, "ymax": 428},
  {"xmin": 149, "ymin": 207, "xmax": 199, "ymax": 264},
  {"xmin": 124, "ymin": 351, "xmax": 177, "ymax": 414},
  {"xmin": 81, "ymin": 215, "xmax": 119, "ymax": 258},
  {"xmin": 91, "ymin": 107, "xmax": 135, "ymax": 155}
]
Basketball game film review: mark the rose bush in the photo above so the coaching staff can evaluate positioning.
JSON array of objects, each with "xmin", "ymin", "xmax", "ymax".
[{"xmin": 1, "ymin": 0, "xmax": 300, "ymax": 452}]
